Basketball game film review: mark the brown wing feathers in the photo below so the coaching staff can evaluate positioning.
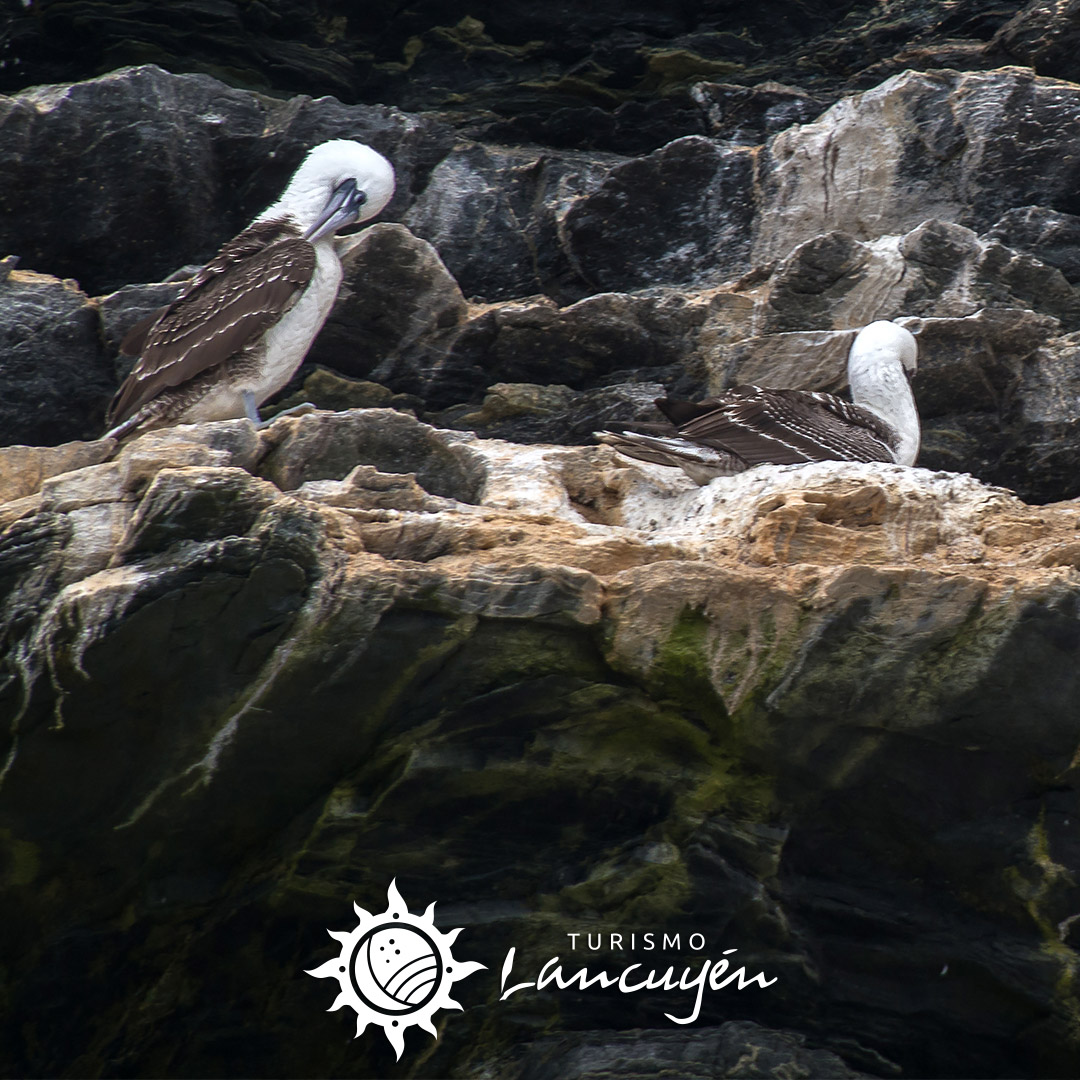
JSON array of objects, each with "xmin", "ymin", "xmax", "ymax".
[
  {"xmin": 651, "ymin": 387, "xmax": 897, "ymax": 465},
  {"xmin": 107, "ymin": 222, "xmax": 315, "ymax": 428}
]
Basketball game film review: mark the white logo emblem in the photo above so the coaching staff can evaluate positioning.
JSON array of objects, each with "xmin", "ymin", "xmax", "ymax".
[{"xmin": 306, "ymin": 879, "xmax": 486, "ymax": 1060}]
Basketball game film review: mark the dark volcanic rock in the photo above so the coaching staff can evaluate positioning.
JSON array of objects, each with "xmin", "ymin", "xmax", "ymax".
[
  {"xmin": 0, "ymin": 65, "xmax": 452, "ymax": 294},
  {"xmin": 424, "ymin": 289, "xmax": 706, "ymax": 411},
  {"xmin": 309, "ymin": 265, "xmax": 708, "ymax": 414},
  {"xmin": 562, "ymin": 136, "xmax": 757, "ymax": 292},
  {"xmin": 990, "ymin": 0, "xmax": 1080, "ymax": 82},
  {"xmin": 476, "ymin": 90, "xmax": 715, "ymax": 156},
  {"xmin": 0, "ymin": 269, "xmax": 115, "ymax": 444},
  {"xmin": 984, "ymin": 206, "xmax": 1080, "ymax": 284},
  {"xmin": 491, "ymin": 1021, "xmax": 874, "ymax": 1079},
  {"xmin": 0, "ymin": 0, "xmax": 362, "ymax": 100},
  {"xmin": 692, "ymin": 80, "xmax": 832, "ymax": 145},
  {"xmin": 307, "ymin": 223, "xmax": 468, "ymax": 381},
  {"xmin": 433, "ymin": 380, "xmax": 671, "ymax": 445},
  {"xmin": 1, "ymin": 0, "xmax": 1019, "ymax": 145},
  {"xmin": 404, "ymin": 141, "xmax": 611, "ymax": 304}
]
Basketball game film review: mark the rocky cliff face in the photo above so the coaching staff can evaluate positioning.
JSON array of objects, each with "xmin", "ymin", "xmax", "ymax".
[
  {"xmin": 3, "ymin": 4, "xmax": 1080, "ymax": 1078},
  {"xmin": 7, "ymin": 60, "xmax": 1080, "ymax": 501},
  {"xmin": 2, "ymin": 415, "xmax": 1080, "ymax": 1079}
]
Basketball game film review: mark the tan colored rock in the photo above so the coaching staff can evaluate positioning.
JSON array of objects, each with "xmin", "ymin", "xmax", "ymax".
[
  {"xmin": 711, "ymin": 329, "xmax": 853, "ymax": 396},
  {"xmin": 116, "ymin": 421, "xmax": 263, "ymax": 491},
  {"xmin": 295, "ymin": 464, "xmax": 450, "ymax": 513},
  {"xmin": 38, "ymin": 461, "xmax": 127, "ymax": 514},
  {"xmin": 0, "ymin": 439, "xmax": 114, "ymax": 501}
]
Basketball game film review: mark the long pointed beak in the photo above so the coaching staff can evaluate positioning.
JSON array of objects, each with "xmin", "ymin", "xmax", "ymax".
[{"xmin": 304, "ymin": 178, "xmax": 368, "ymax": 242}]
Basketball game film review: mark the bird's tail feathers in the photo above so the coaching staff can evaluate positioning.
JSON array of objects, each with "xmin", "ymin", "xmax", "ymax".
[{"xmin": 595, "ymin": 430, "xmax": 746, "ymax": 484}]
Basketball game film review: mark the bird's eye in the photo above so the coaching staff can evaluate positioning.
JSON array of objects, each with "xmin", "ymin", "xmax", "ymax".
[{"xmin": 355, "ymin": 190, "xmax": 367, "ymax": 206}]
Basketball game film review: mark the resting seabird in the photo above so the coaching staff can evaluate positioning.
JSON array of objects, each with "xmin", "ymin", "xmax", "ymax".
[
  {"xmin": 597, "ymin": 320, "xmax": 920, "ymax": 484},
  {"xmin": 104, "ymin": 139, "xmax": 396, "ymax": 439}
]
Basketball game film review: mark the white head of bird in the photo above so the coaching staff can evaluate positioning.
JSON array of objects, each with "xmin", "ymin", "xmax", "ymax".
[
  {"xmin": 847, "ymin": 320, "xmax": 918, "ymax": 384},
  {"xmin": 847, "ymin": 319, "xmax": 920, "ymax": 465},
  {"xmin": 259, "ymin": 139, "xmax": 396, "ymax": 243}
]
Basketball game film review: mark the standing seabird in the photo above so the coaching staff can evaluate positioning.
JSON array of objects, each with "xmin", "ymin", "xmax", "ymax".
[
  {"xmin": 597, "ymin": 320, "xmax": 920, "ymax": 484},
  {"xmin": 104, "ymin": 139, "xmax": 396, "ymax": 439}
]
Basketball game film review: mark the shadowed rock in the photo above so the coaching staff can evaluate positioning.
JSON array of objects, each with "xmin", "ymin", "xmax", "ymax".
[
  {"xmin": 562, "ymin": 136, "xmax": 757, "ymax": 292},
  {"xmin": 0, "ymin": 270, "xmax": 116, "ymax": 444},
  {"xmin": 984, "ymin": 206, "xmax": 1080, "ymax": 284},
  {"xmin": 1, "ymin": 422, "xmax": 1079, "ymax": 1077}
]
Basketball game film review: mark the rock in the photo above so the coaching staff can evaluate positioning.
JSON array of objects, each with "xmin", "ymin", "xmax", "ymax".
[
  {"xmin": 710, "ymin": 329, "xmax": 855, "ymax": 395},
  {"xmin": 759, "ymin": 220, "xmax": 1080, "ymax": 333},
  {"xmin": 476, "ymin": 89, "xmax": 715, "ymax": 156},
  {"xmin": 990, "ymin": 0, "xmax": 1080, "ymax": 82},
  {"xmin": 118, "ymin": 466, "xmax": 281, "ymax": 559},
  {"xmin": 35, "ymin": 462, "xmax": 133, "ymax": 583},
  {"xmin": 902, "ymin": 308, "xmax": 1055, "ymax": 418},
  {"xmin": 984, "ymin": 206, "xmax": 1080, "ymax": 284},
  {"xmin": 486, "ymin": 1021, "xmax": 875, "ymax": 1079},
  {"xmin": 264, "ymin": 367, "xmax": 423, "ymax": 420},
  {"xmin": 255, "ymin": 408, "xmax": 488, "ymax": 502},
  {"xmin": 0, "ymin": 440, "xmax": 114, "ymax": 502},
  {"xmin": 0, "ymin": 0, "xmax": 362, "ymax": 101},
  {"xmin": 433, "ymin": 380, "xmax": 669, "ymax": 445},
  {"xmin": 901, "ymin": 309, "xmax": 1080, "ymax": 500},
  {"xmin": 0, "ymin": 65, "xmax": 453, "ymax": 294},
  {"xmin": 605, "ymin": 458, "xmax": 1025, "ymax": 567},
  {"xmin": 466, "ymin": 290, "xmax": 706, "ymax": 393},
  {"xmin": 404, "ymin": 142, "xmax": 610, "ymax": 304},
  {"xmin": 116, "ymin": 420, "xmax": 264, "ymax": 488},
  {"xmin": 305, "ymin": 223, "xmax": 468, "ymax": 382},
  {"xmin": 335, "ymin": 287, "xmax": 708, "ymax": 413},
  {"xmin": 755, "ymin": 67, "xmax": 1080, "ymax": 266},
  {"xmin": 0, "ymin": 1, "xmax": 1020, "ymax": 151},
  {"xmin": 562, "ymin": 136, "xmax": 757, "ymax": 293},
  {"xmin": 2, "ymin": 423, "xmax": 1080, "ymax": 1077},
  {"xmin": 691, "ymin": 81, "xmax": 832, "ymax": 145},
  {"xmin": 759, "ymin": 232, "xmax": 907, "ymax": 334},
  {"xmin": 0, "ymin": 270, "xmax": 116, "ymax": 445},
  {"xmin": 294, "ymin": 464, "xmax": 454, "ymax": 514}
]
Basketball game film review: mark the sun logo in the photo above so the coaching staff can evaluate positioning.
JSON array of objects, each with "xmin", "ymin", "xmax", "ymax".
[{"xmin": 306, "ymin": 879, "xmax": 486, "ymax": 1060}]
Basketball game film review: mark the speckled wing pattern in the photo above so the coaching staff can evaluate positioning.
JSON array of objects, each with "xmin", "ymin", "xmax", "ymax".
[
  {"xmin": 664, "ymin": 386, "xmax": 900, "ymax": 465},
  {"xmin": 106, "ymin": 219, "xmax": 315, "ymax": 428}
]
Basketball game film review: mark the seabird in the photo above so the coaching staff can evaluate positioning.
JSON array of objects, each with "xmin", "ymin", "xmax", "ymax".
[
  {"xmin": 104, "ymin": 139, "xmax": 396, "ymax": 439},
  {"xmin": 597, "ymin": 320, "xmax": 920, "ymax": 484}
]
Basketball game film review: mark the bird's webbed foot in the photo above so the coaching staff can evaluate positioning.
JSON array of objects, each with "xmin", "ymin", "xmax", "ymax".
[{"xmin": 243, "ymin": 391, "xmax": 317, "ymax": 429}]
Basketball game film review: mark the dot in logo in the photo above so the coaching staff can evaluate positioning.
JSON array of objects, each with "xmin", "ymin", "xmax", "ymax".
[{"xmin": 306, "ymin": 879, "xmax": 486, "ymax": 1060}]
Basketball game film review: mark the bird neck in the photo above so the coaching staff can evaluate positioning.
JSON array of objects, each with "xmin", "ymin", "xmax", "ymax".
[{"xmin": 848, "ymin": 349, "xmax": 920, "ymax": 466}]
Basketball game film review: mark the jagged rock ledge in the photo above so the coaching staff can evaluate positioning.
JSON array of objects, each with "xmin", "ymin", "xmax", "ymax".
[{"xmin": 1, "ymin": 411, "xmax": 1079, "ymax": 1078}]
